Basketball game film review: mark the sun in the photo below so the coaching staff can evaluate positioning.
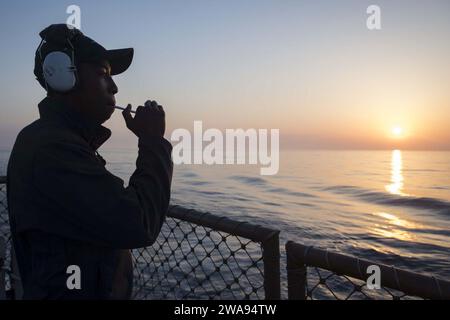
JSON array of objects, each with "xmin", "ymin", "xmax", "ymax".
[{"xmin": 392, "ymin": 126, "xmax": 403, "ymax": 137}]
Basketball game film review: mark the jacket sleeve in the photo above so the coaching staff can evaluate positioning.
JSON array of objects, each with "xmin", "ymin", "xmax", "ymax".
[{"xmin": 32, "ymin": 136, "xmax": 173, "ymax": 249}]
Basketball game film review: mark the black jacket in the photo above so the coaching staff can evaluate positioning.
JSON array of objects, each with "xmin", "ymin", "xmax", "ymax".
[{"xmin": 6, "ymin": 97, "xmax": 173, "ymax": 299}]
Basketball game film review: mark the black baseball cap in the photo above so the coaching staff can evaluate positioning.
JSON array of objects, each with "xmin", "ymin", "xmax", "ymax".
[{"xmin": 34, "ymin": 24, "xmax": 134, "ymax": 84}]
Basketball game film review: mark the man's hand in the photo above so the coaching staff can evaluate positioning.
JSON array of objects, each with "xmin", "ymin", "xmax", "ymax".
[{"xmin": 122, "ymin": 100, "xmax": 166, "ymax": 138}]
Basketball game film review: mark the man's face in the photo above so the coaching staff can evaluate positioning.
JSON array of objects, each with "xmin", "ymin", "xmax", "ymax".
[{"xmin": 73, "ymin": 60, "xmax": 118, "ymax": 124}]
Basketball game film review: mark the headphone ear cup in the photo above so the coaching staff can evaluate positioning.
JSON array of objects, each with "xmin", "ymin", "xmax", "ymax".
[{"xmin": 42, "ymin": 51, "xmax": 77, "ymax": 92}]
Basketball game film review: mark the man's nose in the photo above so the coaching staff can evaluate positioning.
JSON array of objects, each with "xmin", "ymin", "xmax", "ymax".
[{"xmin": 109, "ymin": 77, "xmax": 118, "ymax": 95}]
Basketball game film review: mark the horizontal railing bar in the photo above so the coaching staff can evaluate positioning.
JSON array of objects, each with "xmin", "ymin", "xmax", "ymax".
[
  {"xmin": 286, "ymin": 241, "xmax": 450, "ymax": 300},
  {"xmin": 168, "ymin": 205, "xmax": 280, "ymax": 244}
]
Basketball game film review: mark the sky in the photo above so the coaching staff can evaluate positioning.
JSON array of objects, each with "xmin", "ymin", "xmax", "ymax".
[{"xmin": 0, "ymin": 0, "xmax": 449, "ymax": 150}]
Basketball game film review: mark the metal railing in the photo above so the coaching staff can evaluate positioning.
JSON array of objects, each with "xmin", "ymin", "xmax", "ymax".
[
  {"xmin": 0, "ymin": 176, "xmax": 281, "ymax": 300},
  {"xmin": 1, "ymin": 176, "xmax": 450, "ymax": 300},
  {"xmin": 286, "ymin": 241, "xmax": 450, "ymax": 300},
  {"xmin": 132, "ymin": 205, "xmax": 280, "ymax": 299}
]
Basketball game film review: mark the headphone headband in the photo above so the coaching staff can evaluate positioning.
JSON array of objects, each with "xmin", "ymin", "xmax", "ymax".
[{"xmin": 39, "ymin": 24, "xmax": 82, "ymax": 47}]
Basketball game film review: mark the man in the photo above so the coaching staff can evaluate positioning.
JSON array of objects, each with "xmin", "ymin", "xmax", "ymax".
[{"xmin": 6, "ymin": 24, "xmax": 173, "ymax": 299}]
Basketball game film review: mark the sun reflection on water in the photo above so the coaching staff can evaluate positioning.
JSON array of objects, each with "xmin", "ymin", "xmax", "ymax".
[
  {"xmin": 385, "ymin": 150, "xmax": 407, "ymax": 196},
  {"xmin": 371, "ymin": 212, "xmax": 418, "ymax": 242}
]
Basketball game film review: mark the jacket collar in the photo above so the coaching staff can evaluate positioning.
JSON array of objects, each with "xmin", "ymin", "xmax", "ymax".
[{"xmin": 38, "ymin": 96, "xmax": 111, "ymax": 150}]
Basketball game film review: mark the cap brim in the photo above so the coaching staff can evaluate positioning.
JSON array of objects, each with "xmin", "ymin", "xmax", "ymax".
[{"xmin": 106, "ymin": 48, "xmax": 134, "ymax": 75}]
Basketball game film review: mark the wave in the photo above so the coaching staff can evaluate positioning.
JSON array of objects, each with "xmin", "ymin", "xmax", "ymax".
[
  {"xmin": 268, "ymin": 187, "xmax": 317, "ymax": 198},
  {"xmin": 181, "ymin": 171, "xmax": 199, "ymax": 178},
  {"xmin": 192, "ymin": 190, "xmax": 226, "ymax": 196},
  {"xmin": 229, "ymin": 175, "xmax": 268, "ymax": 186},
  {"xmin": 403, "ymin": 168, "xmax": 442, "ymax": 173},
  {"xmin": 190, "ymin": 180, "xmax": 210, "ymax": 186},
  {"xmin": 229, "ymin": 175, "xmax": 318, "ymax": 199},
  {"xmin": 323, "ymin": 185, "xmax": 450, "ymax": 214}
]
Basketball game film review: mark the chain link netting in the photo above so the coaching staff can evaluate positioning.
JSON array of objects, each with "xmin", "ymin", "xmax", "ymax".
[
  {"xmin": 131, "ymin": 214, "xmax": 266, "ymax": 299},
  {"xmin": 0, "ymin": 183, "xmax": 12, "ymax": 291},
  {"xmin": 304, "ymin": 266, "xmax": 421, "ymax": 300}
]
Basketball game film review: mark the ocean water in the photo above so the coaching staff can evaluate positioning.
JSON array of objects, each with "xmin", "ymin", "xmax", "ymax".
[{"xmin": 1, "ymin": 149, "xmax": 449, "ymax": 294}]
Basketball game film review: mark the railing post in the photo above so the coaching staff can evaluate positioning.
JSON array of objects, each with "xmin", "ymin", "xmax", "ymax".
[
  {"xmin": 286, "ymin": 241, "xmax": 307, "ymax": 300},
  {"xmin": 0, "ymin": 238, "xmax": 5, "ymax": 300},
  {"xmin": 261, "ymin": 231, "xmax": 280, "ymax": 300}
]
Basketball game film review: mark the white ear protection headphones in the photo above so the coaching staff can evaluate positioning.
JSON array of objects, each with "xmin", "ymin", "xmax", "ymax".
[{"xmin": 37, "ymin": 35, "xmax": 78, "ymax": 93}]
